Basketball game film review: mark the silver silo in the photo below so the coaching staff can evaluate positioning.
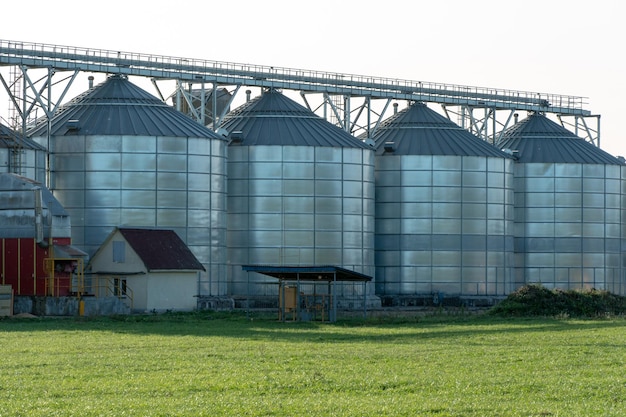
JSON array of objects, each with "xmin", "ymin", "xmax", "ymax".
[
  {"xmin": 220, "ymin": 89, "xmax": 376, "ymax": 305},
  {"xmin": 1, "ymin": 122, "xmax": 46, "ymax": 182},
  {"xmin": 28, "ymin": 75, "xmax": 228, "ymax": 296},
  {"xmin": 373, "ymin": 103, "xmax": 515, "ymax": 302},
  {"xmin": 497, "ymin": 112, "xmax": 626, "ymax": 295}
]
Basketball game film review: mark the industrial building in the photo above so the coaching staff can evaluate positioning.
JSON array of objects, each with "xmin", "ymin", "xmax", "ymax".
[
  {"xmin": 1, "ymin": 121, "xmax": 46, "ymax": 182},
  {"xmin": 0, "ymin": 172, "xmax": 85, "ymax": 297},
  {"xmin": 220, "ymin": 89, "xmax": 376, "ymax": 308},
  {"xmin": 1, "ymin": 40, "xmax": 624, "ymax": 316},
  {"xmin": 373, "ymin": 103, "xmax": 516, "ymax": 305},
  {"xmin": 27, "ymin": 75, "xmax": 229, "ymax": 298},
  {"xmin": 497, "ymin": 113, "xmax": 625, "ymax": 295}
]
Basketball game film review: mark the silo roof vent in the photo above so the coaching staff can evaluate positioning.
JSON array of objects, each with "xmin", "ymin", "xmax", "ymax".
[
  {"xmin": 384, "ymin": 142, "xmax": 395, "ymax": 153},
  {"xmin": 229, "ymin": 130, "xmax": 244, "ymax": 143},
  {"xmin": 502, "ymin": 148, "xmax": 519, "ymax": 159},
  {"xmin": 66, "ymin": 120, "xmax": 80, "ymax": 131}
]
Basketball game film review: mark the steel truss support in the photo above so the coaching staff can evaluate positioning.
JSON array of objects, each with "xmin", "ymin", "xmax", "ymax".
[
  {"xmin": 0, "ymin": 66, "xmax": 79, "ymax": 132},
  {"xmin": 557, "ymin": 114, "xmax": 601, "ymax": 147},
  {"xmin": 1, "ymin": 66, "xmax": 80, "ymax": 183},
  {"xmin": 443, "ymin": 105, "xmax": 520, "ymax": 144},
  {"xmin": 300, "ymin": 92, "xmax": 393, "ymax": 139},
  {"xmin": 165, "ymin": 80, "xmax": 242, "ymax": 128},
  {"xmin": 441, "ymin": 105, "xmax": 602, "ymax": 147}
]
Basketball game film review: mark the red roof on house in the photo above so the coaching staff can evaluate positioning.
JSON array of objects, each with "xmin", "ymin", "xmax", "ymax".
[{"xmin": 118, "ymin": 228, "xmax": 205, "ymax": 272}]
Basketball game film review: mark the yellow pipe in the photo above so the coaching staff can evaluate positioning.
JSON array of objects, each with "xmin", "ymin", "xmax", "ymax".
[
  {"xmin": 2, "ymin": 239, "xmax": 5, "ymax": 285},
  {"xmin": 17, "ymin": 238, "xmax": 20, "ymax": 294},
  {"xmin": 33, "ymin": 239, "xmax": 36, "ymax": 295},
  {"xmin": 1, "ymin": 239, "xmax": 5, "ymax": 285}
]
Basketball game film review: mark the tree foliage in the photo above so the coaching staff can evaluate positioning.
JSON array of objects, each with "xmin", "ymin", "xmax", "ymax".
[{"xmin": 489, "ymin": 284, "xmax": 626, "ymax": 317}]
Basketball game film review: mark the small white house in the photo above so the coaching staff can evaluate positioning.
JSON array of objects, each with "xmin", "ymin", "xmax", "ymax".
[{"xmin": 88, "ymin": 227, "xmax": 205, "ymax": 313}]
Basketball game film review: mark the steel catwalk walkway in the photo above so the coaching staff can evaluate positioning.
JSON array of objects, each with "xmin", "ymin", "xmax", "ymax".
[{"xmin": 0, "ymin": 39, "xmax": 599, "ymax": 145}]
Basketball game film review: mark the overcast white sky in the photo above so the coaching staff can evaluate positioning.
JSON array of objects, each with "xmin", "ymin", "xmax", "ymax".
[{"xmin": 1, "ymin": 0, "xmax": 624, "ymax": 155}]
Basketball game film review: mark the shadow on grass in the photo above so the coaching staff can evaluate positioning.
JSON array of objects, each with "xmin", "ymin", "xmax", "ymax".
[{"xmin": 2, "ymin": 310, "xmax": 626, "ymax": 345}]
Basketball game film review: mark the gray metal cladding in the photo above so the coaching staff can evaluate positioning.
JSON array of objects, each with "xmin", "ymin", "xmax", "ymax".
[
  {"xmin": 28, "ymin": 76, "xmax": 228, "ymax": 295},
  {"xmin": 227, "ymin": 145, "xmax": 375, "ymax": 297},
  {"xmin": 0, "ymin": 173, "xmax": 70, "ymax": 239},
  {"xmin": 373, "ymin": 103, "xmax": 515, "ymax": 297},
  {"xmin": 1, "ymin": 122, "xmax": 47, "ymax": 182},
  {"xmin": 502, "ymin": 113, "xmax": 626, "ymax": 295},
  {"xmin": 222, "ymin": 91, "xmax": 375, "ymax": 299},
  {"xmin": 513, "ymin": 161, "xmax": 625, "ymax": 295},
  {"xmin": 375, "ymin": 154, "xmax": 515, "ymax": 296}
]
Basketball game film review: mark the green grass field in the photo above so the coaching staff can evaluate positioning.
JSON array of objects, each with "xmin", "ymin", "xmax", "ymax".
[{"xmin": 1, "ymin": 312, "xmax": 625, "ymax": 416}]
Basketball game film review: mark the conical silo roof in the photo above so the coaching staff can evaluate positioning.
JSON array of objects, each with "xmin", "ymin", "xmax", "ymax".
[
  {"xmin": 372, "ymin": 102, "xmax": 509, "ymax": 157},
  {"xmin": 0, "ymin": 173, "xmax": 67, "ymax": 217},
  {"xmin": 27, "ymin": 75, "xmax": 222, "ymax": 139},
  {"xmin": 496, "ymin": 113, "xmax": 622, "ymax": 164},
  {"xmin": 1, "ymin": 122, "xmax": 46, "ymax": 150},
  {"xmin": 220, "ymin": 89, "xmax": 370, "ymax": 148}
]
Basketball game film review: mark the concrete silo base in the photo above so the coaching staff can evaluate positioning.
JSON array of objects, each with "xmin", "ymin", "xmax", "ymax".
[
  {"xmin": 231, "ymin": 295, "xmax": 382, "ymax": 310},
  {"xmin": 196, "ymin": 295, "xmax": 235, "ymax": 311},
  {"xmin": 379, "ymin": 294, "xmax": 506, "ymax": 308}
]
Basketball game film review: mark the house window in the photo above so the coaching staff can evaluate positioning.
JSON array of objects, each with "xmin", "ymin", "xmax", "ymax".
[
  {"xmin": 112, "ymin": 241, "xmax": 125, "ymax": 263},
  {"xmin": 114, "ymin": 278, "xmax": 127, "ymax": 297}
]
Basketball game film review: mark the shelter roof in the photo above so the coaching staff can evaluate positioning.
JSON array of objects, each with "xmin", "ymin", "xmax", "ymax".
[
  {"xmin": 372, "ymin": 103, "xmax": 510, "ymax": 158},
  {"xmin": 242, "ymin": 265, "xmax": 372, "ymax": 282},
  {"xmin": 116, "ymin": 228, "xmax": 205, "ymax": 272},
  {"xmin": 496, "ymin": 113, "xmax": 623, "ymax": 164},
  {"xmin": 220, "ymin": 89, "xmax": 371, "ymax": 149},
  {"xmin": 27, "ymin": 75, "xmax": 225, "ymax": 139},
  {"xmin": 53, "ymin": 244, "xmax": 88, "ymax": 258}
]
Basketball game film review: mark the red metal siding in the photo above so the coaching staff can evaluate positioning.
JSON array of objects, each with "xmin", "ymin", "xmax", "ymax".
[{"xmin": 1, "ymin": 238, "xmax": 58, "ymax": 296}]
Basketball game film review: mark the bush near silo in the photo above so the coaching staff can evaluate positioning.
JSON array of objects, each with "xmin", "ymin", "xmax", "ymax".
[{"xmin": 489, "ymin": 284, "xmax": 626, "ymax": 317}]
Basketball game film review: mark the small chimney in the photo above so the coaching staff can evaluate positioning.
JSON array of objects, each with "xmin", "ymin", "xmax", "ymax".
[
  {"xmin": 88, "ymin": 76, "xmax": 94, "ymax": 89},
  {"xmin": 246, "ymin": 90, "xmax": 252, "ymax": 102},
  {"xmin": 514, "ymin": 113, "xmax": 519, "ymax": 124},
  {"xmin": 393, "ymin": 102, "xmax": 398, "ymax": 114}
]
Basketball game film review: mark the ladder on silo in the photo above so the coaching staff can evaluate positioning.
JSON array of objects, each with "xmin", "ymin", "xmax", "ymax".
[{"xmin": 7, "ymin": 64, "xmax": 24, "ymax": 175}]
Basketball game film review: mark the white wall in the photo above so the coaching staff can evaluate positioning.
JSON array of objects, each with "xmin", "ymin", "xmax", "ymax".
[
  {"xmin": 89, "ymin": 230, "xmax": 146, "ymax": 274},
  {"xmin": 144, "ymin": 272, "xmax": 197, "ymax": 312}
]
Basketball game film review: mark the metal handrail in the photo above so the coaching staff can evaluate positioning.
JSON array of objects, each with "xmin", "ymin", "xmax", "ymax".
[
  {"xmin": 0, "ymin": 39, "xmax": 589, "ymax": 114},
  {"xmin": 91, "ymin": 276, "xmax": 134, "ymax": 310}
]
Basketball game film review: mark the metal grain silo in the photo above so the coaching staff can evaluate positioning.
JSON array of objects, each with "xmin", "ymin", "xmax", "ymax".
[
  {"xmin": 28, "ymin": 75, "xmax": 228, "ymax": 296},
  {"xmin": 220, "ymin": 89, "xmax": 375, "ymax": 305},
  {"xmin": 497, "ymin": 112, "xmax": 626, "ymax": 295},
  {"xmin": 373, "ymin": 103, "xmax": 515, "ymax": 302},
  {"xmin": 1, "ymin": 121, "xmax": 46, "ymax": 182}
]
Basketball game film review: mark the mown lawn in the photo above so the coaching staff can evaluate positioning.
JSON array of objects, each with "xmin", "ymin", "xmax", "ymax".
[{"xmin": 1, "ymin": 312, "xmax": 625, "ymax": 416}]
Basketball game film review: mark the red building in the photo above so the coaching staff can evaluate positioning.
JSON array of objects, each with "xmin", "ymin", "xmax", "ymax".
[{"xmin": 0, "ymin": 173, "xmax": 86, "ymax": 296}]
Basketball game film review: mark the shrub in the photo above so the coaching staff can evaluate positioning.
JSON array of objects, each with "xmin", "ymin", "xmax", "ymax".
[{"xmin": 489, "ymin": 284, "xmax": 626, "ymax": 318}]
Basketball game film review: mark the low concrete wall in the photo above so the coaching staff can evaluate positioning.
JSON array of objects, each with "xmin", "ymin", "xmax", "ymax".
[
  {"xmin": 14, "ymin": 296, "xmax": 130, "ymax": 316},
  {"xmin": 197, "ymin": 296, "xmax": 235, "ymax": 311},
  {"xmin": 379, "ymin": 294, "xmax": 505, "ymax": 308},
  {"xmin": 231, "ymin": 295, "xmax": 382, "ymax": 310}
]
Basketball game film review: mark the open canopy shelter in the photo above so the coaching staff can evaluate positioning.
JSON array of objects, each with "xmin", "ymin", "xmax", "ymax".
[{"xmin": 242, "ymin": 265, "xmax": 372, "ymax": 322}]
